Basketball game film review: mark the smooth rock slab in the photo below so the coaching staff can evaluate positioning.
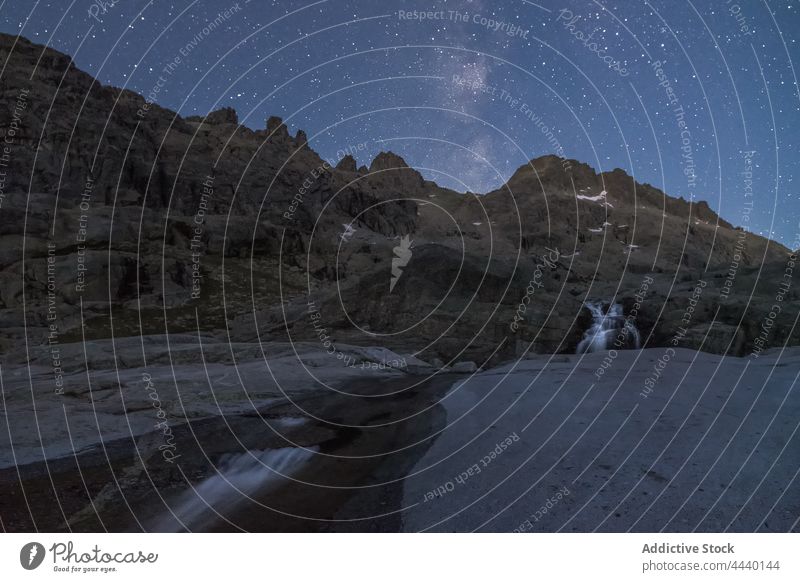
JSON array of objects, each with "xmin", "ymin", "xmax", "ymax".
[{"xmin": 400, "ymin": 348, "xmax": 800, "ymax": 532}]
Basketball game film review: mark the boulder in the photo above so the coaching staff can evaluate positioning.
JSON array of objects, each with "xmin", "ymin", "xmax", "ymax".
[{"xmin": 451, "ymin": 361, "xmax": 478, "ymax": 374}]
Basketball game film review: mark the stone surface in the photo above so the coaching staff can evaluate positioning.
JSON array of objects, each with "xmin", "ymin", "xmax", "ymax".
[
  {"xmin": 0, "ymin": 333, "xmax": 418, "ymax": 469},
  {"xmin": 451, "ymin": 361, "xmax": 478, "ymax": 374},
  {"xmin": 400, "ymin": 347, "xmax": 800, "ymax": 532}
]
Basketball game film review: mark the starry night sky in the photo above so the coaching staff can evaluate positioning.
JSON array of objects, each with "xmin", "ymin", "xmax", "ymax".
[{"xmin": 2, "ymin": 0, "xmax": 799, "ymax": 245}]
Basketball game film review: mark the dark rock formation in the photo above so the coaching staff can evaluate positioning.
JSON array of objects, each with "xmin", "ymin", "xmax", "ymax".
[
  {"xmin": 266, "ymin": 115, "xmax": 289, "ymax": 138},
  {"xmin": 186, "ymin": 107, "xmax": 239, "ymax": 125},
  {"xmin": 335, "ymin": 155, "xmax": 358, "ymax": 173},
  {"xmin": 0, "ymin": 32, "xmax": 797, "ymax": 364}
]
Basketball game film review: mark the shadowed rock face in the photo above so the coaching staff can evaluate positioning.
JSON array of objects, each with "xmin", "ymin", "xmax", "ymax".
[
  {"xmin": 1, "ymin": 32, "xmax": 797, "ymax": 363},
  {"xmin": 185, "ymin": 107, "xmax": 239, "ymax": 126}
]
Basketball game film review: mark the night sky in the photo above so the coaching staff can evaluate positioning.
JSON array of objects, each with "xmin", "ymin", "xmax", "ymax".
[{"xmin": 2, "ymin": 0, "xmax": 799, "ymax": 245}]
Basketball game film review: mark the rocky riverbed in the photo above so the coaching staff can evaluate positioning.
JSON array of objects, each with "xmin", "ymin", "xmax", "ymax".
[{"xmin": 2, "ymin": 344, "xmax": 797, "ymax": 532}]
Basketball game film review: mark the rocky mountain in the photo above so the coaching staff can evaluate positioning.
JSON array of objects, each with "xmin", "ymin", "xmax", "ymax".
[{"xmin": 1, "ymin": 32, "xmax": 797, "ymax": 366}]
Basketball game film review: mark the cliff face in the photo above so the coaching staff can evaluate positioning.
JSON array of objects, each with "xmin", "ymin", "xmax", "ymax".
[{"xmin": 0, "ymin": 33, "xmax": 796, "ymax": 362}]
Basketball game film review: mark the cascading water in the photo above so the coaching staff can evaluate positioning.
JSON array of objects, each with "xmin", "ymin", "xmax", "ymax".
[
  {"xmin": 576, "ymin": 302, "xmax": 641, "ymax": 353},
  {"xmin": 154, "ymin": 447, "xmax": 316, "ymax": 532}
]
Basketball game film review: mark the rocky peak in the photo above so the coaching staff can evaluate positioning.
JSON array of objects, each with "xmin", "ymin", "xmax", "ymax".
[
  {"xmin": 369, "ymin": 151, "xmax": 409, "ymax": 172},
  {"xmin": 266, "ymin": 115, "xmax": 289, "ymax": 139},
  {"xmin": 503, "ymin": 155, "xmax": 599, "ymax": 195},
  {"xmin": 336, "ymin": 155, "xmax": 358, "ymax": 173},
  {"xmin": 0, "ymin": 32, "xmax": 74, "ymax": 73},
  {"xmin": 364, "ymin": 151, "xmax": 427, "ymax": 194},
  {"xmin": 187, "ymin": 107, "xmax": 238, "ymax": 125}
]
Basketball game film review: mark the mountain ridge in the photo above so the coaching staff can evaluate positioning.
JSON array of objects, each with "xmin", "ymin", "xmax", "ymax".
[
  {"xmin": 0, "ymin": 32, "xmax": 760, "ymax": 242},
  {"xmin": 0, "ymin": 31, "xmax": 797, "ymax": 363}
]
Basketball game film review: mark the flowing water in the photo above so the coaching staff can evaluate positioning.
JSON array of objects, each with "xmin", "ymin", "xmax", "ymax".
[
  {"xmin": 155, "ymin": 447, "xmax": 317, "ymax": 531},
  {"xmin": 576, "ymin": 302, "xmax": 641, "ymax": 353}
]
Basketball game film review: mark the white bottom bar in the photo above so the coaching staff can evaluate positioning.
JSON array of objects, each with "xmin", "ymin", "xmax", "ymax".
[{"xmin": 1, "ymin": 533, "xmax": 797, "ymax": 580}]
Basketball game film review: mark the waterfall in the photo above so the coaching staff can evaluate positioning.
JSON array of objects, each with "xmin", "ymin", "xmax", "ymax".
[
  {"xmin": 576, "ymin": 302, "xmax": 641, "ymax": 353},
  {"xmin": 154, "ymin": 447, "xmax": 316, "ymax": 532}
]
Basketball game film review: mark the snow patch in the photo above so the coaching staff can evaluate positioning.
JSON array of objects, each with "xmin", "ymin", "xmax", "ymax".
[
  {"xmin": 577, "ymin": 190, "xmax": 614, "ymax": 208},
  {"xmin": 577, "ymin": 190, "xmax": 607, "ymax": 203}
]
